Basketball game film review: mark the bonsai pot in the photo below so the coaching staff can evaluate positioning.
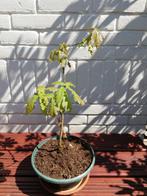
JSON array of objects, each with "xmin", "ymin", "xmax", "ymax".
[{"xmin": 31, "ymin": 135, "xmax": 95, "ymax": 195}]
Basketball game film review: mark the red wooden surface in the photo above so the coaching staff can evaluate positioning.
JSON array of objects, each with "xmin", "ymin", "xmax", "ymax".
[{"xmin": 0, "ymin": 133, "xmax": 147, "ymax": 196}]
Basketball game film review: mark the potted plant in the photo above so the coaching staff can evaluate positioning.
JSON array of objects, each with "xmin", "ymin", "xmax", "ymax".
[{"xmin": 26, "ymin": 28, "xmax": 102, "ymax": 195}]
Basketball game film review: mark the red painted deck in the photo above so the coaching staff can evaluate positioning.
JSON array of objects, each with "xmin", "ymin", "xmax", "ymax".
[{"xmin": 0, "ymin": 133, "xmax": 147, "ymax": 196}]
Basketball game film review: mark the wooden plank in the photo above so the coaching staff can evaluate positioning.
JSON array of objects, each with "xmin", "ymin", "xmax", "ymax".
[
  {"xmin": 0, "ymin": 133, "xmax": 145, "ymax": 151},
  {"xmin": 0, "ymin": 151, "xmax": 147, "ymax": 177},
  {"xmin": 1, "ymin": 150, "xmax": 146, "ymax": 162},
  {"xmin": 0, "ymin": 177, "xmax": 147, "ymax": 196},
  {"xmin": 0, "ymin": 133, "xmax": 146, "ymax": 195},
  {"xmin": 0, "ymin": 133, "xmax": 48, "ymax": 151}
]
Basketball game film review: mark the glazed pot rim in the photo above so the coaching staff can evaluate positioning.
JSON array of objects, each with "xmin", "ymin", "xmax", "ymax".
[{"xmin": 31, "ymin": 135, "xmax": 95, "ymax": 185}]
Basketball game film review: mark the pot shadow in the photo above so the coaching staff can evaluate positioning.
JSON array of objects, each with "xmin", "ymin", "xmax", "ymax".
[
  {"xmin": 0, "ymin": 152, "xmax": 11, "ymax": 184},
  {"xmin": 15, "ymin": 154, "xmax": 55, "ymax": 196}
]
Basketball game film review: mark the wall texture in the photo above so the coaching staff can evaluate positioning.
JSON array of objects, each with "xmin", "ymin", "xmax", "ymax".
[{"xmin": 0, "ymin": 0, "xmax": 147, "ymax": 133}]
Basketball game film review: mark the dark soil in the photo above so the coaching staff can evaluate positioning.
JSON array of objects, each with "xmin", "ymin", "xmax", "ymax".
[{"xmin": 35, "ymin": 137, "xmax": 92, "ymax": 179}]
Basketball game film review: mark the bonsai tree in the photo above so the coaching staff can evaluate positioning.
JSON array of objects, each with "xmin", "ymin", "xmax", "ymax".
[{"xmin": 26, "ymin": 28, "xmax": 102, "ymax": 147}]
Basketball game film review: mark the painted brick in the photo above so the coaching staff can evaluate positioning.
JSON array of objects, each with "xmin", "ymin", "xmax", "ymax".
[
  {"xmin": 65, "ymin": 14, "xmax": 115, "ymax": 30},
  {"xmin": 70, "ymin": 46, "xmax": 114, "ymax": 60},
  {"xmin": 47, "ymin": 61, "xmax": 61, "ymax": 84},
  {"xmin": 127, "ymin": 61, "xmax": 143, "ymax": 104},
  {"xmin": 104, "ymin": 31, "xmax": 144, "ymax": 46},
  {"xmin": 98, "ymin": 61, "xmax": 116, "ymax": 103},
  {"xmin": 0, "ymin": 114, "xmax": 8, "ymax": 123},
  {"xmin": 65, "ymin": 61, "xmax": 76, "ymax": 85},
  {"xmin": 128, "ymin": 61, "xmax": 147, "ymax": 105},
  {"xmin": 0, "ymin": 46, "xmax": 16, "ymax": 59},
  {"xmin": 111, "ymin": 104, "xmax": 147, "ymax": 116},
  {"xmin": 0, "ymin": 60, "xmax": 11, "ymax": 102},
  {"xmin": 8, "ymin": 114, "xmax": 47, "ymax": 124},
  {"xmin": 0, "ymin": 124, "xmax": 28, "ymax": 133},
  {"xmin": 47, "ymin": 115, "xmax": 87, "ymax": 125},
  {"xmin": 115, "ymin": 47, "xmax": 147, "ymax": 60},
  {"xmin": 0, "ymin": 31, "xmax": 38, "ymax": 45},
  {"xmin": 34, "ymin": 61, "xmax": 49, "ymax": 86},
  {"xmin": 47, "ymin": 61, "xmax": 76, "ymax": 87},
  {"xmin": 107, "ymin": 125, "xmax": 144, "ymax": 134},
  {"xmin": 88, "ymin": 61, "xmax": 116, "ymax": 103},
  {"xmin": 142, "ymin": 33, "xmax": 147, "ymax": 45},
  {"xmin": 114, "ymin": 61, "xmax": 131, "ymax": 103},
  {"xmin": 65, "ymin": 115, "xmax": 87, "ymax": 124},
  {"xmin": 16, "ymin": 46, "xmax": 52, "ymax": 60},
  {"xmin": 0, "ymin": 15, "xmax": 10, "ymax": 29},
  {"xmin": 88, "ymin": 115, "xmax": 128, "ymax": 125},
  {"xmin": 69, "ymin": 125, "xmax": 107, "ymax": 133},
  {"xmin": 77, "ymin": 61, "xmax": 89, "ymax": 102},
  {"xmin": 28, "ymin": 125, "xmax": 57, "ymax": 133},
  {"xmin": 0, "ymin": 103, "xmax": 25, "ymax": 113},
  {"xmin": 93, "ymin": 0, "xmax": 146, "ymax": 13},
  {"xmin": 39, "ymin": 31, "xmax": 87, "ymax": 45},
  {"xmin": 71, "ymin": 104, "xmax": 110, "ymax": 115},
  {"xmin": 38, "ymin": 0, "xmax": 92, "ymax": 13},
  {"xmin": 20, "ymin": 61, "xmax": 36, "ymax": 100},
  {"xmin": 7, "ymin": 61, "xmax": 24, "ymax": 102},
  {"xmin": 0, "ymin": 0, "xmax": 35, "ymax": 13},
  {"xmin": 118, "ymin": 16, "xmax": 147, "ymax": 31},
  {"xmin": 129, "ymin": 115, "xmax": 147, "ymax": 125},
  {"xmin": 98, "ymin": 15, "xmax": 116, "ymax": 30},
  {"xmin": 12, "ymin": 14, "xmax": 64, "ymax": 30}
]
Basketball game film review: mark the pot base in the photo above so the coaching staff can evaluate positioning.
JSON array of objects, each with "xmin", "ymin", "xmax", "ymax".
[{"xmin": 39, "ymin": 174, "xmax": 89, "ymax": 195}]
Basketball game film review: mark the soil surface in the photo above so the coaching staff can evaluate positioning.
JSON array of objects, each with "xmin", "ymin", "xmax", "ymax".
[{"xmin": 35, "ymin": 137, "xmax": 92, "ymax": 179}]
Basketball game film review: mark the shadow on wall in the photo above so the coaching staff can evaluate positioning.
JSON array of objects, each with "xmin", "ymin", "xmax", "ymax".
[{"xmin": 0, "ymin": 0, "xmax": 147, "ymax": 134}]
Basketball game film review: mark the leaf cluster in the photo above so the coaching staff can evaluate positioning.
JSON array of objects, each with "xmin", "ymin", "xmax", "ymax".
[
  {"xmin": 26, "ymin": 82, "xmax": 85, "ymax": 117},
  {"xmin": 78, "ymin": 28, "xmax": 102, "ymax": 55},
  {"xmin": 49, "ymin": 42, "xmax": 69, "ymax": 68}
]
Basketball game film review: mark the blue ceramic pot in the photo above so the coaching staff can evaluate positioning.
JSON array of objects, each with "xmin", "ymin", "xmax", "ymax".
[{"xmin": 31, "ymin": 135, "xmax": 95, "ymax": 185}]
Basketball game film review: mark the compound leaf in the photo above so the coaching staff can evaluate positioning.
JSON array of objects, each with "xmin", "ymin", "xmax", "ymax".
[{"xmin": 26, "ymin": 94, "xmax": 38, "ymax": 114}]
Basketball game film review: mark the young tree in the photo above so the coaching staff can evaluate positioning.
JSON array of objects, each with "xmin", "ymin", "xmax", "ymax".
[{"xmin": 26, "ymin": 28, "xmax": 102, "ymax": 147}]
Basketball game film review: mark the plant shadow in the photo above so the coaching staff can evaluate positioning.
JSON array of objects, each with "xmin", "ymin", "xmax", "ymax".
[
  {"xmin": 84, "ymin": 134, "xmax": 147, "ymax": 196},
  {"xmin": 15, "ymin": 155, "xmax": 51, "ymax": 196},
  {"xmin": 14, "ymin": 133, "xmax": 147, "ymax": 196},
  {"xmin": 1, "ymin": 133, "xmax": 147, "ymax": 195}
]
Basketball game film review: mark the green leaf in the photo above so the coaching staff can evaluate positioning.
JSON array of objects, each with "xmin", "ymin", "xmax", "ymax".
[
  {"xmin": 46, "ymin": 87, "xmax": 57, "ymax": 92},
  {"xmin": 49, "ymin": 42, "xmax": 69, "ymax": 68},
  {"xmin": 36, "ymin": 86, "xmax": 45, "ymax": 95},
  {"xmin": 78, "ymin": 28, "xmax": 102, "ymax": 55},
  {"xmin": 49, "ymin": 96, "xmax": 57, "ymax": 117},
  {"xmin": 49, "ymin": 50, "xmax": 55, "ymax": 62},
  {"xmin": 63, "ymin": 90, "xmax": 72, "ymax": 112},
  {"xmin": 65, "ymin": 82, "xmax": 75, "ymax": 88},
  {"xmin": 55, "ymin": 87, "xmax": 65, "ymax": 108},
  {"xmin": 26, "ymin": 94, "xmax": 38, "ymax": 114},
  {"xmin": 91, "ymin": 28, "xmax": 102, "ymax": 48},
  {"xmin": 67, "ymin": 87, "xmax": 85, "ymax": 106},
  {"xmin": 36, "ymin": 86, "xmax": 49, "ymax": 115},
  {"xmin": 52, "ymin": 81, "xmax": 65, "ymax": 86}
]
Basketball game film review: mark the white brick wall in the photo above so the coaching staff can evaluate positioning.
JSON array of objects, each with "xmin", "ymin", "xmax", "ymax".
[
  {"xmin": 0, "ymin": 0, "xmax": 35, "ymax": 13},
  {"xmin": 0, "ymin": 15, "xmax": 10, "ymax": 29},
  {"xmin": 0, "ymin": 0, "xmax": 147, "ymax": 134},
  {"xmin": 0, "ymin": 31, "xmax": 38, "ymax": 45},
  {"xmin": 12, "ymin": 14, "xmax": 64, "ymax": 29}
]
